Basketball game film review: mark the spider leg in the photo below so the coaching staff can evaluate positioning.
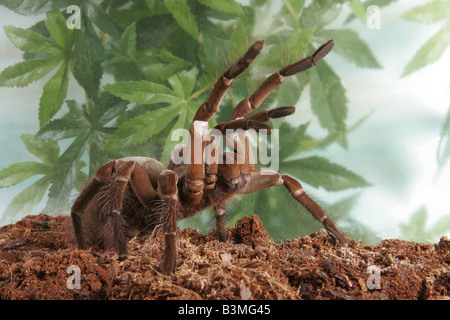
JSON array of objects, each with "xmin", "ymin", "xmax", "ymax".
[
  {"xmin": 231, "ymin": 40, "xmax": 334, "ymax": 120},
  {"xmin": 238, "ymin": 170, "xmax": 346, "ymax": 244},
  {"xmin": 71, "ymin": 160, "xmax": 115, "ymax": 249},
  {"xmin": 128, "ymin": 161, "xmax": 157, "ymax": 207},
  {"xmin": 157, "ymin": 170, "xmax": 179, "ymax": 274},
  {"xmin": 97, "ymin": 160, "xmax": 136, "ymax": 260},
  {"xmin": 214, "ymin": 201, "xmax": 226, "ymax": 242},
  {"xmin": 193, "ymin": 40, "xmax": 264, "ymax": 122}
]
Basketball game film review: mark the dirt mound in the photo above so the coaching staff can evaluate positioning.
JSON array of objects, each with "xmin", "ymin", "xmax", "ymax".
[{"xmin": 0, "ymin": 214, "xmax": 449, "ymax": 300}]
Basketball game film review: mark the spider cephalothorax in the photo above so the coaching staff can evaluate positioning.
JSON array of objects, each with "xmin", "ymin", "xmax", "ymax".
[{"xmin": 70, "ymin": 39, "xmax": 346, "ymax": 274}]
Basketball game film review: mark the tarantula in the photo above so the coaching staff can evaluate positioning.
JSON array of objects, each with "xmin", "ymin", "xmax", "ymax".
[{"xmin": 71, "ymin": 39, "xmax": 346, "ymax": 274}]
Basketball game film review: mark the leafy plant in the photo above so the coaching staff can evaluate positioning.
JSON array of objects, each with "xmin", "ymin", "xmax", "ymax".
[
  {"xmin": 400, "ymin": 206, "xmax": 450, "ymax": 243},
  {"xmin": 401, "ymin": 0, "xmax": 450, "ymax": 77},
  {"xmin": 0, "ymin": 0, "xmax": 378, "ymax": 240}
]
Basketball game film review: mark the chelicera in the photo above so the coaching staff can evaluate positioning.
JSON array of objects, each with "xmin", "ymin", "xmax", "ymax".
[{"xmin": 70, "ymin": 39, "xmax": 346, "ymax": 274}]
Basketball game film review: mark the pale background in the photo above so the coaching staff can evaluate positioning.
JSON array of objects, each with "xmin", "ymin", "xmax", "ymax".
[{"xmin": 0, "ymin": 0, "xmax": 449, "ymax": 242}]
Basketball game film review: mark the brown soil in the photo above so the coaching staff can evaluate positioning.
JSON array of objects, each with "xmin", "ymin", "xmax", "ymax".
[{"xmin": 0, "ymin": 213, "xmax": 449, "ymax": 300}]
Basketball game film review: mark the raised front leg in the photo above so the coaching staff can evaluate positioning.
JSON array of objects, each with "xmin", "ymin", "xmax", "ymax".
[
  {"xmin": 231, "ymin": 40, "xmax": 334, "ymax": 120},
  {"xmin": 193, "ymin": 40, "xmax": 264, "ymax": 122}
]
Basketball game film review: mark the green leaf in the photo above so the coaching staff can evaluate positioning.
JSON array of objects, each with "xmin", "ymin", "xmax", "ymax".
[
  {"xmin": 1, "ymin": 177, "xmax": 50, "ymax": 225},
  {"xmin": 197, "ymin": 0, "xmax": 244, "ymax": 15},
  {"xmin": 45, "ymin": 9, "xmax": 75, "ymax": 50},
  {"xmin": 104, "ymin": 103, "xmax": 182, "ymax": 150},
  {"xmin": 229, "ymin": 21, "xmax": 248, "ymax": 58},
  {"xmin": 105, "ymin": 80, "xmax": 178, "ymax": 104},
  {"xmin": 401, "ymin": 22, "xmax": 450, "ymax": 77},
  {"xmin": 164, "ymin": 0, "xmax": 198, "ymax": 40},
  {"xmin": 318, "ymin": 29, "xmax": 382, "ymax": 68},
  {"xmin": 39, "ymin": 60, "xmax": 70, "ymax": 127},
  {"xmin": 0, "ymin": 55, "xmax": 62, "ymax": 87},
  {"xmin": 349, "ymin": 0, "xmax": 365, "ymax": 23},
  {"xmin": 36, "ymin": 118, "xmax": 89, "ymax": 141},
  {"xmin": 309, "ymin": 61, "xmax": 348, "ymax": 145},
  {"xmin": 71, "ymin": 9, "xmax": 105, "ymax": 97},
  {"xmin": 428, "ymin": 214, "xmax": 450, "ymax": 239},
  {"xmin": 87, "ymin": 2, "xmax": 121, "ymax": 39},
  {"xmin": 260, "ymin": 26, "xmax": 315, "ymax": 68},
  {"xmin": 282, "ymin": 0, "xmax": 305, "ymax": 25},
  {"xmin": 437, "ymin": 105, "xmax": 450, "ymax": 171},
  {"xmin": 402, "ymin": 0, "xmax": 450, "ymax": 23},
  {"xmin": 283, "ymin": 156, "xmax": 370, "ymax": 191},
  {"xmin": 159, "ymin": 100, "xmax": 198, "ymax": 164},
  {"xmin": 168, "ymin": 67, "xmax": 198, "ymax": 99},
  {"xmin": 278, "ymin": 122, "xmax": 309, "ymax": 160},
  {"xmin": 0, "ymin": 162, "xmax": 50, "ymax": 188},
  {"xmin": 119, "ymin": 22, "xmax": 137, "ymax": 59},
  {"xmin": 400, "ymin": 206, "xmax": 427, "ymax": 241},
  {"xmin": 3, "ymin": 25, "xmax": 60, "ymax": 55},
  {"xmin": 138, "ymin": 48, "xmax": 191, "ymax": 83},
  {"xmin": 21, "ymin": 134, "xmax": 59, "ymax": 165}
]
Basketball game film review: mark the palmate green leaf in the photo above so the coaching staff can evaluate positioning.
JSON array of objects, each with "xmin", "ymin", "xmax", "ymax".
[
  {"xmin": 105, "ymin": 69, "xmax": 200, "ymax": 160},
  {"xmin": 309, "ymin": 61, "xmax": 348, "ymax": 147},
  {"xmin": 401, "ymin": 21, "xmax": 450, "ymax": 77},
  {"xmin": 39, "ymin": 60, "xmax": 70, "ymax": 127},
  {"xmin": 402, "ymin": 0, "xmax": 450, "ymax": 24},
  {"xmin": 3, "ymin": 25, "xmax": 61, "ymax": 55},
  {"xmin": 282, "ymin": 156, "xmax": 370, "ymax": 191},
  {"xmin": 317, "ymin": 29, "xmax": 382, "ymax": 69},
  {"xmin": 0, "ymin": 55, "xmax": 62, "ymax": 87},
  {"xmin": 197, "ymin": 0, "xmax": 244, "ymax": 15},
  {"xmin": 164, "ymin": 0, "xmax": 198, "ymax": 40}
]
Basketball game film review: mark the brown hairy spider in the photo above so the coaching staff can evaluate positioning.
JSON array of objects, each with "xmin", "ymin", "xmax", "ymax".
[{"xmin": 71, "ymin": 39, "xmax": 346, "ymax": 274}]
